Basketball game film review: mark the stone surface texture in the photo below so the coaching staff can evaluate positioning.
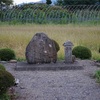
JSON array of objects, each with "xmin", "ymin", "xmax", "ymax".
[
  {"xmin": 63, "ymin": 40, "xmax": 74, "ymax": 63},
  {"xmin": 25, "ymin": 33, "xmax": 57, "ymax": 64}
]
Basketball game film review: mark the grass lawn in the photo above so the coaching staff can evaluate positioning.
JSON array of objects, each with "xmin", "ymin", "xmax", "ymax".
[{"xmin": 0, "ymin": 24, "xmax": 100, "ymax": 60}]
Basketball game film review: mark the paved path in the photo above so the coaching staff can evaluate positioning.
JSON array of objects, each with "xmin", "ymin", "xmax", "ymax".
[{"xmin": 4, "ymin": 60, "xmax": 100, "ymax": 100}]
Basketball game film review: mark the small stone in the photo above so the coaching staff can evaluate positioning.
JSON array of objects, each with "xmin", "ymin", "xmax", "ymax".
[
  {"xmin": 49, "ymin": 44, "xmax": 52, "ymax": 47},
  {"xmin": 44, "ymin": 51, "xmax": 47, "ymax": 53},
  {"xmin": 0, "ymin": 61, "xmax": 7, "ymax": 64},
  {"xmin": 14, "ymin": 78, "xmax": 19, "ymax": 86},
  {"xmin": 9, "ymin": 60, "xmax": 17, "ymax": 63},
  {"xmin": 20, "ymin": 87, "xmax": 25, "ymax": 89}
]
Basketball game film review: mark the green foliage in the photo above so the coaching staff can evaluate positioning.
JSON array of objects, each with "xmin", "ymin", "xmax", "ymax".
[
  {"xmin": 0, "ymin": 0, "xmax": 13, "ymax": 5},
  {"xmin": 56, "ymin": 0, "xmax": 99, "ymax": 5},
  {"xmin": 0, "ymin": 4, "xmax": 74, "ymax": 24},
  {"xmin": 95, "ymin": 70, "xmax": 100, "ymax": 83},
  {"xmin": 16, "ymin": 57, "xmax": 26, "ymax": 61},
  {"xmin": 0, "ymin": 64, "xmax": 6, "ymax": 71},
  {"xmin": 0, "ymin": 93, "xmax": 10, "ymax": 100},
  {"xmin": 52, "ymin": 40, "xmax": 60, "ymax": 52},
  {"xmin": 0, "ymin": 3, "xmax": 99, "ymax": 24},
  {"xmin": 99, "ymin": 47, "xmax": 100, "ymax": 53},
  {"xmin": 55, "ymin": 0, "xmax": 63, "ymax": 6},
  {"xmin": 0, "ymin": 70, "xmax": 15, "ymax": 94},
  {"xmin": 0, "ymin": 48, "xmax": 16, "ymax": 61},
  {"xmin": 0, "ymin": 10, "xmax": 3, "ymax": 21},
  {"xmin": 72, "ymin": 46, "xmax": 92, "ymax": 59},
  {"xmin": 46, "ymin": 0, "xmax": 52, "ymax": 5}
]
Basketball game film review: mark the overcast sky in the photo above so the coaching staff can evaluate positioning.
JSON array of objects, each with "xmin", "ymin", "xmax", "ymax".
[{"xmin": 13, "ymin": 0, "xmax": 42, "ymax": 4}]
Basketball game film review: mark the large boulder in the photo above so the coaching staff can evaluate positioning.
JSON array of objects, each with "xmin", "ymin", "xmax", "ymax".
[{"xmin": 25, "ymin": 33, "xmax": 57, "ymax": 64}]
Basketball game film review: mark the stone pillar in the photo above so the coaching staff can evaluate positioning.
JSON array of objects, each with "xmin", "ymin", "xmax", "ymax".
[{"xmin": 63, "ymin": 40, "xmax": 74, "ymax": 63}]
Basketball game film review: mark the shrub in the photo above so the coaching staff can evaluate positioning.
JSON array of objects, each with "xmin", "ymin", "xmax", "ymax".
[
  {"xmin": 0, "ymin": 64, "xmax": 6, "ymax": 71},
  {"xmin": 0, "ymin": 70, "xmax": 15, "ymax": 94},
  {"xmin": 72, "ymin": 46, "xmax": 92, "ymax": 59},
  {"xmin": 99, "ymin": 47, "xmax": 100, "ymax": 53},
  {"xmin": 95, "ymin": 70, "xmax": 100, "ymax": 83},
  {"xmin": 52, "ymin": 40, "xmax": 60, "ymax": 52},
  {"xmin": 0, "ymin": 48, "xmax": 16, "ymax": 61}
]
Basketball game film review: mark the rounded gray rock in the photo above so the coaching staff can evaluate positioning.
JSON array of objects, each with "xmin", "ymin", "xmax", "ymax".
[{"xmin": 25, "ymin": 33, "xmax": 57, "ymax": 64}]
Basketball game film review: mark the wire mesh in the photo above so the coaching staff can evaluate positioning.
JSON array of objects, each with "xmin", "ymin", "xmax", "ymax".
[{"xmin": 0, "ymin": 4, "xmax": 100, "ymax": 24}]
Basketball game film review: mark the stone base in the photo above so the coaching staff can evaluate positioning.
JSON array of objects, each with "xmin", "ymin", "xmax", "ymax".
[{"xmin": 15, "ymin": 60, "xmax": 83, "ymax": 71}]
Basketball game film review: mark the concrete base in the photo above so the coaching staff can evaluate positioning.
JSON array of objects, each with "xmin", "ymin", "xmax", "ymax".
[{"xmin": 15, "ymin": 60, "xmax": 83, "ymax": 71}]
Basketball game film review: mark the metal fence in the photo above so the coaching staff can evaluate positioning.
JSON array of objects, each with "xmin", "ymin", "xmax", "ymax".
[{"xmin": 0, "ymin": 4, "xmax": 100, "ymax": 24}]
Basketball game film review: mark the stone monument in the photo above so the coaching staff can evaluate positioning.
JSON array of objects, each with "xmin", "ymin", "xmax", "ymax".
[
  {"xmin": 25, "ymin": 33, "xmax": 57, "ymax": 64},
  {"xmin": 63, "ymin": 40, "xmax": 74, "ymax": 63}
]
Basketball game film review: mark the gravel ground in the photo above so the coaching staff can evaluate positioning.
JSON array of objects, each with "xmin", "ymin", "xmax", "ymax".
[{"xmin": 3, "ymin": 60, "xmax": 100, "ymax": 100}]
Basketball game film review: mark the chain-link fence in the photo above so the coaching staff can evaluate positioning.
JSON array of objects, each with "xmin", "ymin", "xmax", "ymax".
[{"xmin": 0, "ymin": 4, "xmax": 100, "ymax": 24}]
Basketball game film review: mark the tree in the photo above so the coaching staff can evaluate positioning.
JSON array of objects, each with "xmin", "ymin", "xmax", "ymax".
[
  {"xmin": 46, "ymin": 0, "xmax": 52, "ymax": 5},
  {"xmin": 0, "ymin": 0, "xmax": 13, "ymax": 5},
  {"xmin": 56, "ymin": 0, "xmax": 99, "ymax": 5},
  {"xmin": 0, "ymin": 0, "xmax": 13, "ymax": 10},
  {"xmin": 0, "ymin": 0, "xmax": 13, "ymax": 20},
  {"xmin": 55, "ymin": 0, "xmax": 63, "ymax": 6}
]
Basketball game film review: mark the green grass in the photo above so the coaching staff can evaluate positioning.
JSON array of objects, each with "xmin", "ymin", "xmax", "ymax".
[
  {"xmin": 0, "ymin": 24, "xmax": 100, "ymax": 60},
  {"xmin": 0, "ymin": 64, "xmax": 6, "ymax": 71},
  {"xmin": 0, "ymin": 93, "xmax": 10, "ymax": 100},
  {"xmin": 95, "ymin": 70, "xmax": 100, "ymax": 83}
]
